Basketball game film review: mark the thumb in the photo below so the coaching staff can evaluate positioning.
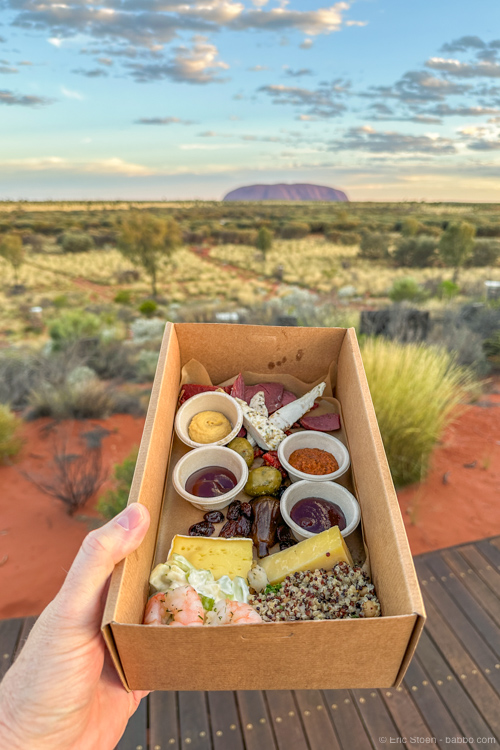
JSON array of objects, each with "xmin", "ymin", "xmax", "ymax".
[{"xmin": 52, "ymin": 503, "xmax": 150, "ymax": 633}]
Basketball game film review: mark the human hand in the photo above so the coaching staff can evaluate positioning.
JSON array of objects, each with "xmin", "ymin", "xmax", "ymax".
[{"xmin": 0, "ymin": 502, "xmax": 150, "ymax": 750}]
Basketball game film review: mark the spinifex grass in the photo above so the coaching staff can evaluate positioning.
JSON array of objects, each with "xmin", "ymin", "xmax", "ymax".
[{"xmin": 361, "ymin": 338, "xmax": 476, "ymax": 487}]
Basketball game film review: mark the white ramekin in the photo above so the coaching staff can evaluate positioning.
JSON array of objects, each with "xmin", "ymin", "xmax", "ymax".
[
  {"xmin": 172, "ymin": 445, "xmax": 249, "ymax": 511},
  {"xmin": 277, "ymin": 430, "xmax": 350, "ymax": 483},
  {"xmin": 175, "ymin": 391, "xmax": 243, "ymax": 449},
  {"xmin": 280, "ymin": 479, "xmax": 360, "ymax": 541}
]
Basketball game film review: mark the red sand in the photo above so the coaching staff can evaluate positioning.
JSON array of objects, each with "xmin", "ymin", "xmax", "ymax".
[
  {"xmin": 1, "ymin": 397, "xmax": 499, "ymax": 619},
  {"xmin": 398, "ymin": 391, "xmax": 500, "ymax": 555},
  {"xmin": 0, "ymin": 416, "xmax": 145, "ymax": 619}
]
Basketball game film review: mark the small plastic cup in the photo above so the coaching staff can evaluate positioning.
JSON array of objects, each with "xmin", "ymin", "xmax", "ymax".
[
  {"xmin": 280, "ymin": 479, "xmax": 361, "ymax": 541},
  {"xmin": 172, "ymin": 445, "xmax": 249, "ymax": 511},
  {"xmin": 175, "ymin": 391, "xmax": 243, "ymax": 449},
  {"xmin": 277, "ymin": 431, "xmax": 350, "ymax": 483}
]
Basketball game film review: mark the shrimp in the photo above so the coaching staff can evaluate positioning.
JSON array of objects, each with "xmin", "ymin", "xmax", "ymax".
[
  {"xmin": 144, "ymin": 592, "xmax": 169, "ymax": 625},
  {"xmin": 205, "ymin": 600, "xmax": 262, "ymax": 626},
  {"xmin": 164, "ymin": 585, "xmax": 205, "ymax": 627},
  {"xmin": 144, "ymin": 586, "xmax": 205, "ymax": 626}
]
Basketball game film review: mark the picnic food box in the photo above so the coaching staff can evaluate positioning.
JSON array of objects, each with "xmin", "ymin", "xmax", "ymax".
[{"xmin": 102, "ymin": 323, "xmax": 425, "ymax": 691}]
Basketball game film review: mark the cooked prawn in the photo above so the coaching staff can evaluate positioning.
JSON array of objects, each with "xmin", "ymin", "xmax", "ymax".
[
  {"xmin": 144, "ymin": 592, "xmax": 169, "ymax": 625},
  {"xmin": 205, "ymin": 600, "xmax": 262, "ymax": 626},
  {"xmin": 144, "ymin": 585, "xmax": 205, "ymax": 626}
]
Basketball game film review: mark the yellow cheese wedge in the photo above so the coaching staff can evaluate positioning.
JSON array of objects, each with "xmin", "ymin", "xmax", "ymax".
[
  {"xmin": 168, "ymin": 535, "xmax": 253, "ymax": 581},
  {"xmin": 260, "ymin": 526, "xmax": 353, "ymax": 584}
]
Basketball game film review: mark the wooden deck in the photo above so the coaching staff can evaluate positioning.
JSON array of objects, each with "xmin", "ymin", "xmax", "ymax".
[{"xmin": 2, "ymin": 536, "xmax": 500, "ymax": 748}]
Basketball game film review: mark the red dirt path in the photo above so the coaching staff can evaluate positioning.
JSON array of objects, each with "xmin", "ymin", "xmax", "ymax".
[
  {"xmin": 1, "ymin": 397, "xmax": 499, "ymax": 619},
  {"xmin": 0, "ymin": 415, "xmax": 145, "ymax": 619}
]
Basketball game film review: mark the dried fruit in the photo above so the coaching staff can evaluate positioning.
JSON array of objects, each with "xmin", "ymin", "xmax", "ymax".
[
  {"xmin": 203, "ymin": 510, "xmax": 225, "ymax": 524},
  {"xmin": 188, "ymin": 521, "xmax": 215, "ymax": 537}
]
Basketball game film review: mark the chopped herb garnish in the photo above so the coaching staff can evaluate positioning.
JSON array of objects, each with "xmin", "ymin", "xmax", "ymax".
[{"xmin": 264, "ymin": 583, "xmax": 282, "ymax": 595}]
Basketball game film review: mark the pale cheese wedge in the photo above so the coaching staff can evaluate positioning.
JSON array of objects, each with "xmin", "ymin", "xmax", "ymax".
[
  {"xmin": 260, "ymin": 526, "xmax": 353, "ymax": 584},
  {"xmin": 168, "ymin": 535, "xmax": 253, "ymax": 581}
]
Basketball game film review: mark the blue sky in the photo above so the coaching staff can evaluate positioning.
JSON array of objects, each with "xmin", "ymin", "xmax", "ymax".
[{"xmin": 1, "ymin": 0, "xmax": 500, "ymax": 201}]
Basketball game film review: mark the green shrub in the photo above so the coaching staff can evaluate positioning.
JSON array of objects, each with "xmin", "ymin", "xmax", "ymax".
[
  {"xmin": 139, "ymin": 299, "xmax": 158, "ymax": 318},
  {"xmin": 281, "ymin": 222, "xmax": 310, "ymax": 239},
  {"xmin": 358, "ymin": 232, "xmax": 390, "ymax": 260},
  {"xmin": 0, "ymin": 404, "xmax": 23, "ymax": 464},
  {"xmin": 114, "ymin": 289, "xmax": 132, "ymax": 304},
  {"xmin": 468, "ymin": 240, "xmax": 500, "ymax": 267},
  {"xmin": 393, "ymin": 236, "xmax": 438, "ymax": 267},
  {"xmin": 483, "ymin": 331, "xmax": 500, "ymax": 365},
  {"xmin": 326, "ymin": 230, "xmax": 361, "ymax": 246},
  {"xmin": 52, "ymin": 294, "xmax": 69, "ymax": 309},
  {"xmin": 97, "ymin": 448, "xmax": 138, "ymax": 520},
  {"xmin": 61, "ymin": 232, "xmax": 95, "ymax": 253},
  {"xmin": 49, "ymin": 311, "xmax": 102, "ymax": 351},
  {"xmin": 361, "ymin": 338, "xmax": 475, "ymax": 486},
  {"xmin": 438, "ymin": 280, "xmax": 460, "ymax": 301},
  {"xmin": 388, "ymin": 278, "xmax": 424, "ymax": 303},
  {"xmin": 136, "ymin": 349, "xmax": 159, "ymax": 381},
  {"xmin": 256, "ymin": 226, "xmax": 273, "ymax": 255},
  {"xmin": 26, "ymin": 380, "xmax": 115, "ymax": 421},
  {"xmin": 438, "ymin": 222, "xmax": 476, "ymax": 281}
]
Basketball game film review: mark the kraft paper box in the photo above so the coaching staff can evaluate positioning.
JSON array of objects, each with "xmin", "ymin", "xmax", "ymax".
[{"xmin": 102, "ymin": 323, "xmax": 425, "ymax": 691}]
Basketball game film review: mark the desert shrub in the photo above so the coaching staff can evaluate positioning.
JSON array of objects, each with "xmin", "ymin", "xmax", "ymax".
[
  {"xmin": 131, "ymin": 318, "xmax": 165, "ymax": 343},
  {"xmin": 52, "ymin": 294, "xmax": 69, "ymax": 309},
  {"xmin": 0, "ymin": 232, "xmax": 25, "ymax": 283},
  {"xmin": 281, "ymin": 222, "xmax": 310, "ymax": 240},
  {"xmin": 25, "ymin": 430, "xmax": 107, "ymax": 515},
  {"xmin": 328, "ymin": 220, "xmax": 359, "ymax": 232},
  {"xmin": 136, "ymin": 349, "xmax": 159, "ymax": 381},
  {"xmin": 49, "ymin": 311, "xmax": 102, "ymax": 351},
  {"xmin": 476, "ymin": 223, "xmax": 500, "ymax": 238},
  {"xmin": 0, "ymin": 405, "xmax": 23, "ymax": 464},
  {"xmin": 438, "ymin": 280, "xmax": 460, "ymax": 301},
  {"xmin": 26, "ymin": 379, "xmax": 115, "ymax": 420},
  {"xmin": 86, "ymin": 340, "xmax": 139, "ymax": 381},
  {"xmin": 358, "ymin": 232, "xmax": 390, "ymax": 260},
  {"xmin": 388, "ymin": 278, "xmax": 425, "ymax": 303},
  {"xmin": 427, "ymin": 315, "xmax": 489, "ymax": 372},
  {"xmin": 116, "ymin": 269, "xmax": 140, "ymax": 283},
  {"xmin": 438, "ymin": 222, "xmax": 476, "ymax": 281},
  {"xmin": 400, "ymin": 217, "xmax": 420, "ymax": 237},
  {"xmin": 97, "ymin": 448, "xmax": 138, "ymax": 520},
  {"xmin": 256, "ymin": 226, "xmax": 273, "ymax": 255},
  {"xmin": 0, "ymin": 349, "xmax": 40, "ymax": 409},
  {"xmin": 114, "ymin": 289, "xmax": 132, "ymax": 304},
  {"xmin": 214, "ymin": 229, "xmax": 257, "ymax": 245},
  {"xmin": 393, "ymin": 236, "xmax": 438, "ymax": 268},
  {"xmin": 483, "ymin": 331, "xmax": 500, "ymax": 366},
  {"xmin": 66, "ymin": 365, "xmax": 98, "ymax": 387},
  {"xmin": 139, "ymin": 299, "xmax": 158, "ymax": 318},
  {"xmin": 326, "ymin": 230, "xmax": 360, "ymax": 246},
  {"xmin": 360, "ymin": 338, "xmax": 475, "ymax": 486},
  {"xmin": 61, "ymin": 232, "xmax": 95, "ymax": 253},
  {"xmin": 468, "ymin": 239, "xmax": 500, "ymax": 267}
]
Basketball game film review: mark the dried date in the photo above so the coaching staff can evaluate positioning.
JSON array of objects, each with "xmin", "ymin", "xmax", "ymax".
[
  {"xmin": 189, "ymin": 521, "xmax": 215, "ymax": 537},
  {"xmin": 226, "ymin": 501, "xmax": 242, "ymax": 520},
  {"xmin": 203, "ymin": 510, "xmax": 225, "ymax": 524}
]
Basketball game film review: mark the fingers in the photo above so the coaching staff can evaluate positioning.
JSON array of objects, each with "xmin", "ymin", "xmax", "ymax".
[{"xmin": 52, "ymin": 503, "xmax": 150, "ymax": 632}]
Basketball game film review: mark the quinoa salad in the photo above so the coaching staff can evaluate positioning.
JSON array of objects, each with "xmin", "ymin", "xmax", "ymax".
[{"xmin": 249, "ymin": 562, "xmax": 381, "ymax": 622}]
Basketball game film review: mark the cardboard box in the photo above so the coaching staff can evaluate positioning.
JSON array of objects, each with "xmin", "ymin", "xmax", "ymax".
[{"xmin": 102, "ymin": 323, "xmax": 425, "ymax": 691}]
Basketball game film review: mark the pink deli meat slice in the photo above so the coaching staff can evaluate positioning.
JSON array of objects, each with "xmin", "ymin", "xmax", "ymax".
[
  {"xmin": 300, "ymin": 413, "xmax": 341, "ymax": 431},
  {"xmin": 179, "ymin": 384, "xmax": 231, "ymax": 405},
  {"xmin": 280, "ymin": 390, "xmax": 297, "ymax": 407},
  {"xmin": 230, "ymin": 373, "xmax": 246, "ymax": 400},
  {"xmin": 244, "ymin": 383, "xmax": 284, "ymax": 413}
]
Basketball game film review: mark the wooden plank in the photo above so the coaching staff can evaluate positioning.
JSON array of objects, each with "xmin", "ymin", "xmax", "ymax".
[
  {"xmin": 323, "ymin": 689, "xmax": 374, "ymax": 750},
  {"xmin": 116, "ymin": 697, "xmax": 147, "ymax": 750},
  {"xmin": 0, "ymin": 618, "xmax": 23, "ymax": 680},
  {"xmin": 415, "ymin": 629, "xmax": 495, "ymax": 740},
  {"xmin": 207, "ymin": 691, "xmax": 245, "ymax": 750},
  {"xmin": 476, "ymin": 538, "xmax": 500, "ymax": 573},
  {"xmin": 424, "ymin": 553, "xmax": 500, "ymax": 660},
  {"xmin": 149, "ymin": 692, "xmax": 179, "ymax": 750},
  {"xmin": 440, "ymin": 549, "xmax": 500, "ymax": 629},
  {"xmin": 264, "ymin": 691, "xmax": 308, "ymax": 750},
  {"xmin": 415, "ymin": 559, "xmax": 500, "ymax": 695},
  {"xmin": 380, "ymin": 681, "xmax": 433, "ymax": 741},
  {"xmin": 236, "ymin": 691, "xmax": 276, "ymax": 750},
  {"xmin": 417, "ymin": 592, "xmax": 500, "ymax": 736},
  {"xmin": 13, "ymin": 616, "xmax": 37, "ymax": 661},
  {"xmin": 178, "ymin": 692, "xmax": 211, "ymax": 750},
  {"xmin": 460, "ymin": 545, "xmax": 500, "ymax": 596},
  {"xmin": 294, "ymin": 690, "xmax": 341, "ymax": 750},
  {"xmin": 351, "ymin": 688, "xmax": 400, "ymax": 743},
  {"xmin": 403, "ymin": 655, "xmax": 462, "ymax": 740}
]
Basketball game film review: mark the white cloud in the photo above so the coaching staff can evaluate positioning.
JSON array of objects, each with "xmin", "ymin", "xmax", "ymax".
[
  {"xmin": 0, "ymin": 156, "xmax": 155, "ymax": 176},
  {"xmin": 426, "ymin": 57, "xmax": 500, "ymax": 78},
  {"xmin": 61, "ymin": 86, "xmax": 84, "ymax": 100},
  {"xmin": 48, "ymin": 38, "xmax": 62, "ymax": 48},
  {"xmin": 345, "ymin": 20, "xmax": 367, "ymax": 27}
]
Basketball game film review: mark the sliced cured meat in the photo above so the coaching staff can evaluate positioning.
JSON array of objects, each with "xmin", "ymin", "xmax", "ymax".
[
  {"xmin": 244, "ymin": 383, "xmax": 284, "ymax": 413},
  {"xmin": 237, "ymin": 426, "xmax": 247, "ymax": 438},
  {"xmin": 179, "ymin": 384, "xmax": 231, "ymax": 405},
  {"xmin": 300, "ymin": 413, "xmax": 341, "ymax": 432},
  {"xmin": 230, "ymin": 372, "xmax": 246, "ymax": 400},
  {"xmin": 281, "ymin": 390, "xmax": 297, "ymax": 407}
]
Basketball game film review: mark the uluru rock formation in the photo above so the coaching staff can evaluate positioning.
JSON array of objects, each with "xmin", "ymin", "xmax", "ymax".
[{"xmin": 223, "ymin": 183, "xmax": 348, "ymax": 202}]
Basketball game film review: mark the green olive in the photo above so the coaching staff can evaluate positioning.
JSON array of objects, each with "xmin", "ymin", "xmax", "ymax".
[
  {"xmin": 227, "ymin": 437, "xmax": 254, "ymax": 468},
  {"xmin": 244, "ymin": 466, "xmax": 282, "ymax": 497}
]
